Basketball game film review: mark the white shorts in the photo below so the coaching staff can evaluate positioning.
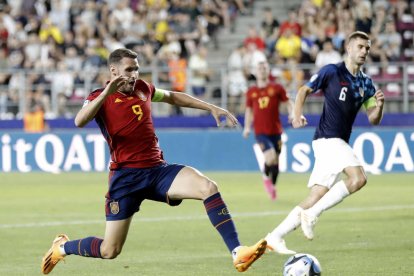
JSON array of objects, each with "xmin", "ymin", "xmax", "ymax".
[{"xmin": 308, "ymin": 138, "xmax": 362, "ymax": 189}]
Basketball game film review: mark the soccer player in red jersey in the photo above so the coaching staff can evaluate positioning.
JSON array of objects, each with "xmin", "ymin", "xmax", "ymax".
[
  {"xmin": 41, "ymin": 48, "xmax": 266, "ymax": 274},
  {"xmin": 243, "ymin": 61, "xmax": 293, "ymax": 201}
]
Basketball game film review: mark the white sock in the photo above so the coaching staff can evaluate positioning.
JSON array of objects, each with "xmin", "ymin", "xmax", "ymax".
[
  {"xmin": 59, "ymin": 243, "xmax": 66, "ymax": 256},
  {"xmin": 307, "ymin": 180, "xmax": 350, "ymax": 217},
  {"xmin": 268, "ymin": 206, "xmax": 303, "ymax": 240},
  {"xmin": 231, "ymin": 246, "xmax": 242, "ymax": 260}
]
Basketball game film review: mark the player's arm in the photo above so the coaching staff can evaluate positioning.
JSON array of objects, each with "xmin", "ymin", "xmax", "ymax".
[
  {"xmin": 153, "ymin": 88, "xmax": 238, "ymax": 127},
  {"xmin": 281, "ymin": 99, "xmax": 294, "ymax": 122},
  {"xmin": 243, "ymin": 107, "xmax": 253, "ymax": 138},
  {"xmin": 75, "ymin": 76, "xmax": 127, "ymax": 128},
  {"xmin": 292, "ymin": 85, "xmax": 312, "ymax": 128},
  {"xmin": 365, "ymin": 89, "xmax": 384, "ymax": 125}
]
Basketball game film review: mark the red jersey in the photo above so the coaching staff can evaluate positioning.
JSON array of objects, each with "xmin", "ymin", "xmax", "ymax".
[
  {"xmin": 245, "ymin": 82, "xmax": 289, "ymax": 135},
  {"xmin": 87, "ymin": 79, "xmax": 164, "ymax": 169}
]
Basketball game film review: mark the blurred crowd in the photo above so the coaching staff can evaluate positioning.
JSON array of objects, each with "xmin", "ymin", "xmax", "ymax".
[
  {"xmin": 227, "ymin": 0, "xmax": 414, "ymax": 115},
  {"xmin": 0, "ymin": 0, "xmax": 250, "ymax": 118},
  {"xmin": 0, "ymin": 0, "xmax": 413, "ymax": 120}
]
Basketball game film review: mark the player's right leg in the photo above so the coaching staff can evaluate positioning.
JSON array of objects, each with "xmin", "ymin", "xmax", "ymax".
[
  {"xmin": 41, "ymin": 214, "xmax": 133, "ymax": 274},
  {"xmin": 167, "ymin": 166, "xmax": 266, "ymax": 272},
  {"xmin": 300, "ymin": 139, "xmax": 366, "ymax": 239}
]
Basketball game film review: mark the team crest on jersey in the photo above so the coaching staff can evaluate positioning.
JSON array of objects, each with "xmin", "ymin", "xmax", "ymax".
[
  {"xmin": 137, "ymin": 91, "xmax": 147, "ymax": 101},
  {"xmin": 110, "ymin": 201, "xmax": 119, "ymax": 214},
  {"xmin": 267, "ymin": 87, "xmax": 275, "ymax": 96},
  {"xmin": 359, "ymin": 87, "xmax": 364, "ymax": 97},
  {"xmin": 252, "ymin": 92, "xmax": 257, "ymax": 98}
]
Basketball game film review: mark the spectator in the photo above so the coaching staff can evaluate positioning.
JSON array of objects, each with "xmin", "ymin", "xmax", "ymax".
[
  {"xmin": 244, "ymin": 25, "xmax": 266, "ymax": 52},
  {"xmin": 370, "ymin": 2, "xmax": 387, "ymax": 35},
  {"xmin": 332, "ymin": 8, "xmax": 355, "ymax": 53},
  {"xmin": 109, "ymin": 0, "xmax": 134, "ymax": 32},
  {"xmin": 315, "ymin": 39, "xmax": 342, "ymax": 69},
  {"xmin": 275, "ymin": 28, "xmax": 302, "ymax": 61},
  {"xmin": 227, "ymin": 44, "xmax": 247, "ymax": 115},
  {"xmin": 261, "ymin": 7, "xmax": 279, "ymax": 57},
  {"xmin": 243, "ymin": 42, "xmax": 267, "ymax": 81},
  {"xmin": 51, "ymin": 61, "xmax": 74, "ymax": 116},
  {"xmin": 278, "ymin": 8, "xmax": 302, "ymax": 37},
  {"xmin": 167, "ymin": 48, "xmax": 187, "ymax": 115},
  {"xmin": 6, "ymin": 72, "xmax": 22, "ymax": 116},
  {"xmin": 354, "ymin": 1, "xmax": 372, "ymax": 34},
  {"xmin": 24, "ymin": 33, "xmax": 42, "ymax": 66},
  {"xmin": 188, "ymin": 44, "xmax": 211, "ymax": 101},
  {"xmin": 278, "ymin": 57, "xmax": 305, "ymax": 98},
  {"xmin": 378, "ymin": 19, "xmax": 402, "ymax": 61},
  {"xmin": 39, "ymin": 17, "xmax": 64, "ymax": 44},
  {"xmin": 199, "ymin": 1, "xmax": 221, "ymax": 49},
  {"xmin": 23, "ymin": 103, "xmax": 49, "ymax": 132},
  {"xmin": 64, "ymin": 46, "xmax": 83, "ymax": 71},
  {"xmin": 170, "ymin": 12, "xmax": 199, "ymax": 58}
]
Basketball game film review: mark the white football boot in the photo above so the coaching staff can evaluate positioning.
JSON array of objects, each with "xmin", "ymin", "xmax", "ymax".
[
  {"xmin": 265, "ymin": 233, "xmax": 296, "ymax": 255},
  {"xmin": 301, "ymin": 210, "xmax": 318, "ymax": 240}
]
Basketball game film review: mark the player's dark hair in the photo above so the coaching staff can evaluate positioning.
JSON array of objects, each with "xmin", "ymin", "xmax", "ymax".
[
  {"xmin": 108, "ymin": 48, "xmax": 138, "ymax": 65},
  {"xmin": 346, "ymin": 31, "xmax": 370, "ymax": 44}
]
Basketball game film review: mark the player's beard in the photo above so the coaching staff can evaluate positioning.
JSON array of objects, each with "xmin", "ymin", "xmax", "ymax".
[
  {"xmin": 356, "ymin": 55, "xmax": 367, "ymax": 66},
  {"xmin": 119, "ymin": 79, "xmax": 136, "ymax": 94}
]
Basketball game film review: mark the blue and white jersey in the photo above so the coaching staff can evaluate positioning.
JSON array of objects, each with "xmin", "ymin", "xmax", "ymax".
[{"xmin": 306, "ymin": 62, "xmax": 376, "ymax": 143}]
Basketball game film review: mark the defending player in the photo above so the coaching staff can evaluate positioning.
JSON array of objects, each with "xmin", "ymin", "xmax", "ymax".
[
  {"xmin": 265, "ymin": 31, "xmax": 385, "ymax": 254},
  {"xmin": 243, "ymin": 60, "xmax": 293, "ymax": 200},
  {"xmin": 41, "ymin": 48, "xmax": 267, "ymax": 274}
]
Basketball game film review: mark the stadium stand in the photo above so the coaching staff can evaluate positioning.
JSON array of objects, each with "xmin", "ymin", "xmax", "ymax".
[{"xmin": 0, "ymin": 0, "xmax": 414, "ymax": 123}]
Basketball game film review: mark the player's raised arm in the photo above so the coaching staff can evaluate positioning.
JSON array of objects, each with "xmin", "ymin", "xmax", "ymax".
[
  {"xmin": 74, "ymin": 76, "xmax": 127, "ymax": 128},
  {"xmin": 292, "ymin": 85, "xmax": 312, "ymax": 128},
  {"xmin": 366, "ymin": 89, "xmax": 385, "ymax": 125},
  {"xmin": 156, "ymin": 89, "xmax": 238, "ymax": 127}
]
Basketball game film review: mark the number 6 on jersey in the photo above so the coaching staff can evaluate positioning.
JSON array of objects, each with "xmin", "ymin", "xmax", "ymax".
[{"xmin": 339, "ymin": 87, "xmax": 347, "ymax": 101}]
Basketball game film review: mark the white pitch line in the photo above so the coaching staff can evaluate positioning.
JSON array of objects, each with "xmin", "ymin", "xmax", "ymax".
[{"xmin": 1, "ymin": 204, "xmax": 414, "ymax": 229}]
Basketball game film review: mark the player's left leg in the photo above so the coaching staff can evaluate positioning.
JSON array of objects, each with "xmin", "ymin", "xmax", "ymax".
[
  {"xmin": 255, "ymin": 134, "xmax": 282, "ymax": 200},
  {"xmin": 301, "ymin": 166, "xmax": 367, "ymax": 240},
  {"xmin": 41, "ymin": 218, "xmax": 133, "ymax": 274},
  {"xmin": 263, "ymin": 148, "xmax": 279, "ymax": 200},
  {"xmin": 167, "ymin": 166, "xmax": 266, "ymax": 272},
  {"xmin": 265, "ymin": 184, "xmax": 328, "ymax": 254}
]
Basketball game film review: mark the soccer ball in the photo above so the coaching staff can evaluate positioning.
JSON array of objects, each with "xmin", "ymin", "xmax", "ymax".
[{"xmin": 283, "ymin": 253, "xmax": 322, "ymax": 276}]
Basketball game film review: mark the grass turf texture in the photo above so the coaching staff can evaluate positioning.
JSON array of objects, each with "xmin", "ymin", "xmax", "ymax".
[{"xmin": 1, "ymin": 172, "xmax": 413, "ymax": 275}]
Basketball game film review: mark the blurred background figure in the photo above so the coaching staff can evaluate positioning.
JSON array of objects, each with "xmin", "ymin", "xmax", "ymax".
[
  {"xmin": 227, "ymin": 43, "xmax": 247, "ymax": 116},
  {"xmin": 188, "ymin": 44, "xmax": 211, "ymax": 104},
  {"xmin": 243, "ymin": 61, "xmax": 293, "ymax": 201},
  {"xmin": 315, "ymin": 38, "xmax": 342, "ymax": 69},
  {"xmin": 23, "ymin": 103, "xmax": 49, "ymax": 132}
]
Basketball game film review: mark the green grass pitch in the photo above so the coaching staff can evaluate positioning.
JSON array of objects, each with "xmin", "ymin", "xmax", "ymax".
[{"xmin": 1, "ymin": 172, "xmax": 413, "ymax": 275}]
